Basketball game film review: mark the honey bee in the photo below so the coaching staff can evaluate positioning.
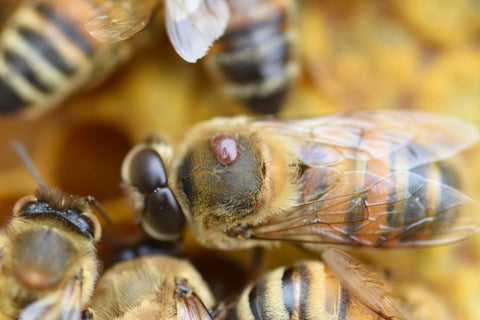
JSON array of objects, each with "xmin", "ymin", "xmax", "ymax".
[
  {"xmin": 218, "ymin": 247, "xmax": 407, "ymax": 320},
  {"xmin": 0, "ymin": 143, "xmax": 103, "ymax": 319},
  {"xmin": 0, "ymin": 0, "xmax": 132, "ymax": 115},
  {"xmin": 205, "ymin": 0, "xmax": 299, "ymax": 114},
  {"xmin": 86, "ymin": 0, "xmax": 230, "ymax": 63},
  {"xmin": 88, "ymin": 247, "xmax": 215, "ymax": 319},
  {"xmin": 0, "ymin": 0, "xmax": 230, "ymax": 115},
  {"xmin": 122, "ymin": 110, "xmax": 480, "ymax": 250}
]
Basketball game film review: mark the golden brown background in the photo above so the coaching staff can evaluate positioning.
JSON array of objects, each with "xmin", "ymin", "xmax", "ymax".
[{"xmin": 0, "ymin": 0, "xmax": 480, "ymax": 318}]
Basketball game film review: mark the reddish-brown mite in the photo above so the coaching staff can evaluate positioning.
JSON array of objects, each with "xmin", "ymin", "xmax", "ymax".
[{"xmin": 211, "ymin": 134, "xmax": 240, "ymax": 166}]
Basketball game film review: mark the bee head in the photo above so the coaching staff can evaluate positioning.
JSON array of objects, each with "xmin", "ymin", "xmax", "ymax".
[
  {"xmin": 12, "ymin": 142, "xmax": 102, "ymax": 242},
  {"xmin": 13, "ymin": 190, "xmax": 102, "ymax": 242},
  {"xmin": 122, "ymin": 135, "xmax": 185, "ymax": 241}
]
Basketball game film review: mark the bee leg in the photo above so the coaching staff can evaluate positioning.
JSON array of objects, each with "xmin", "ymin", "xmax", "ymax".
[
  {"xmin": 82, "ymin": 308, "xmax": 93, "ymax": 320},
  {"xmin": 209, "ymin": 301, "xmax": 227, "ymax": 318},
  {"xmin": 247, "ymin": 247, "xmax": 266, "ymax": 281}
]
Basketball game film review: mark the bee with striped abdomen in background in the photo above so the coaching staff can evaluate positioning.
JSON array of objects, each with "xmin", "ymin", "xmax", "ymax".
[
  {"xmin": 0, "ymin": 143, "xmax": 103, "ymax": 319},
  {"xmin": 122, "ymin": 110, "xmax": 480, "ymax": 250},
  {"xmin": 0, "ymin": 0, "xmax": 133, "ymax": 116},
  {"xmin": 86, "ymin": 0, "xmax": 230, "ymax": 64},
  {"xmin": 88, "ymin": 0, "xmax": 297, "ymax": 115},
  {"xmin": 218, "ymin": 247, "xmax": 408, "ymax": 320},
  {"xmin": 88, "ymin": 241, "xmax": 215, "ymax": 320},
  {"xmin": 1, "ymin": 0, "xmax": 229, "ymax": 116},
  {"xmin": 205, "ymin": 0, "xmax": 299, "ymax": 114}
]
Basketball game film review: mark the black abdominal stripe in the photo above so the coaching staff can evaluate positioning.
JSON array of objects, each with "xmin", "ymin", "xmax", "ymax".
[{"xmin": 0, "ymin": 3, "xmax": 94, "ymax": 113}]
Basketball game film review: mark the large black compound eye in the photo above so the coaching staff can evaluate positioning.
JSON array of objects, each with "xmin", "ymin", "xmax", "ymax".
[
  {"xmin": 142, "ymin": 188, "xmax": 185, "ymax": 240},
  {"xmin": 129, "ymin": 149, "xmax": 167, "ymax": 193}
]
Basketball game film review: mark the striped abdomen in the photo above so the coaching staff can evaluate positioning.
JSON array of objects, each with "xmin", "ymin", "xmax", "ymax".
[
  {"xmin": 206, "ymin": 0, "xmax": 298, "ymax": 114},
  {"xmin": 337, "ymin": 155, "xmax": 464, "ymax": 248},
  {"xmin": 0, "ymin": 0, "xmax": 130, "ymax": 115},
  {"xmin": 222, "ymin": 261, "xmax": 383, "ymax": 320}
]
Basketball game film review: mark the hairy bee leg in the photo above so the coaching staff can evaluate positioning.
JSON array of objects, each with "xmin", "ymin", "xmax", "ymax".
[
  {"xmin": 82, "ymin": 308, "xmax": 93, "ymax": 320},
  {"xmin": 247, "ymin": 247, "xmax": 267, "ymax": 280}
]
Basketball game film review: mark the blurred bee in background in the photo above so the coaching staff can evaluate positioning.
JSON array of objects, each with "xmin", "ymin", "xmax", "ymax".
[
  {"xmin": 86, "ymin": 0, "xmax": 230, "ymax": 63},
  {"xmin": 205, "ymin": 0, "xmax": 299, "ymax": 114},
  {"xmin": 88, "ymin": 242, "xmax": 215, "ymax": 320},
  {"xmin": 0, "ymin": 0, "xmax": 18, "ymax": 27},
  {"xmin": 0, "ymin": 0, "xmax": 229, "ymax": 116},
  {"xmin": 88, "ymin": 0, "xmax": 298, "ymax": 114},
  {"xmin": 122, "ymin": 110, "xmax": 480, "ymax": 250},
  {"xmin": 218, "ymin": 247, "xmax": 408, "ymax": 320},
  {"xmin": 0, "ymin": 0, "xmax": 133, "ymax": 116},
  {"xmin": 395, "ymin": 283, "xmax": 454, "ymax": 320},
  {"xmin": 0, "ymin": 143, "xmax": 103, "ymax": 319}
]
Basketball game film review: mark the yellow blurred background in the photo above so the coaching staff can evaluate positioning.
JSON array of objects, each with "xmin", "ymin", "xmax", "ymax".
[{"xmin": 0, "ymin": 0, "xmax": 479, "ymax": 318}]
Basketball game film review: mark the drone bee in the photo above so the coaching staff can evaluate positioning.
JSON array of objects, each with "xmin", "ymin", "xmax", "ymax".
[
  {"xmin": 0, "ymin": 143, "xmax": 103, "ymax": 319},
  {"xmin": 89, "ymin": 248, "xmax": 215, "ymax": 320},
  {"xmin": 122, "ymin": 110, "xmax": 479, "ymax": 250},
  {"xmin": 205, "ymin": 0, "xmax": 299, "ymax": 114},
  {"xmin": 86, "ymin": 0, "xmax": 230, "ymax": 63},
  {"xmin": 0, "ymin": 0, "xmax": 133, "ymax": 115},
  {"xmin": 218, "ymin": 247, "xmax": 407, "ymax": 320}
]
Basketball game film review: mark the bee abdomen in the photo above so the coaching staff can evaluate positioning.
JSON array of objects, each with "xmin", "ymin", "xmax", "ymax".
[
  {"xmin": 228, "ymin": 262, "xmax": 335, "ymax": 320},
  {"xmin": 0, "ymin": 1, "xmax": 103, "ymax": 113},
  {"xmin": 225, "ymin": 261, "xmax": 383, "ymax": 320},
  {"xmin": 374, "ymin": 159, "xmax": 463, "ymax": 247},
  {"xmin": 208, "ymin": 0, "xmax": 297, "ymax": 114}
]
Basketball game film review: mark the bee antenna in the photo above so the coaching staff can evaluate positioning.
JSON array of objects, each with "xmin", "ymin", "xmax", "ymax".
[
  {"xmin": 83, "ymin": 195, "xmax": 114, "ymax": 226},
  {"xmin": 12, "ymin": 141, "xmax": 49, "ymax": 190}
]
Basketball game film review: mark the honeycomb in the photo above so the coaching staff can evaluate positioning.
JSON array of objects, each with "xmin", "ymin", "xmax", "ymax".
[{"xmin": 0, "ymin": 0, "xmax": 479, "ymax": 318}]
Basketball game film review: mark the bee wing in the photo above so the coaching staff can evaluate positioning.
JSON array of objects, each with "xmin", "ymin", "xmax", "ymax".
[
  {"xmin": 165, "ymin": 0, "xmax": 230, "ymax": 63},
  {"xmin": 230, "ymin": 170, "xmax": 479, "ymax": 247},
  {"xmin": 18, "ymin": 274, "xmax": 83, "ymax": 320},
  {"xmin": 175, "ymin": 279, "xmax": 214, "ymax": 320},
  {"xmin": 322, "ymin": 247, "xmax": 407, "ymax": 320},
  {"xmin": 86, "ymin": 0, "xmax": 158, "ymax": 42},
  {"xmin": 251, "ymin": 110, "xmax": 479, "ymax": 170},
  {"xmin": 230, "ymin": 110, "xmax": 480, "ymax": 247}
]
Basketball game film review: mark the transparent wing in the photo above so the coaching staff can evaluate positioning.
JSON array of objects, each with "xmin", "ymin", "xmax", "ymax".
[
  {"xmin": 251, "ymin": 110, "xmax": 479, "ymax": 171},
  {"xmin": 165, "ymin": 0, "xmax": 230, "ymax": 63},
  {"xmin": 229, "ymin": 111, "xmax": 480, "ymax": 247},
  {"xmin": 175, "ymin": 278, "xmax": 214, "ymax": 320},
  {"xmin": 86, "ymin": 0, "xmax": 158, "ymax": 42},
  {"xmin": 323, "ymin": 247, "xmax": 407, "ymax": 320},
  {"xmin": 229, "ymin": 171, "xmax": 479, "ymax": 247},
  {"xmin": 19, "ymin": 273, "xmax": 83, "ymax": 320}
]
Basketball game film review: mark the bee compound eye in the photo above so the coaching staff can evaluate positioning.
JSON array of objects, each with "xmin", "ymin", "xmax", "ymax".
[
  {"xmin": 211, "ymin": 134, "xmax": 239, "ymax": 166},
  {"xmin": 129, "ymin": 149, "xmax": 168, "ymax": 193},
  {"xmin": 143, "ymin": 188, "xmax": 185, "ymax": 240}
]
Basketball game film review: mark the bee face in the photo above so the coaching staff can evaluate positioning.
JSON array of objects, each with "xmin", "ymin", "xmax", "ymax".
[
  {"xmin": 122, "ymin": 138, "xmax": 185, "ymax": 241},
  {"xmin": 0, "ymin": 188, "xmax": 101, "ymax": 319},
  {"xmin": 12, "ymin": 188, "xmax": 102, "ymax": 242}
]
